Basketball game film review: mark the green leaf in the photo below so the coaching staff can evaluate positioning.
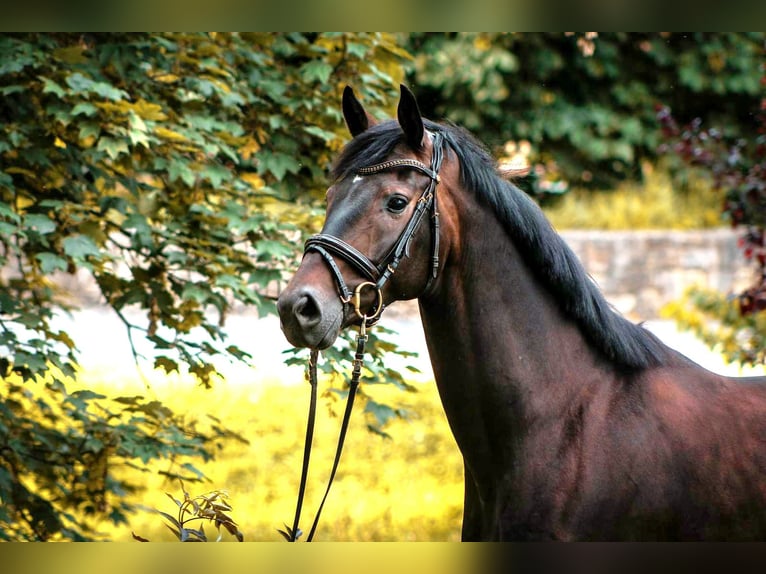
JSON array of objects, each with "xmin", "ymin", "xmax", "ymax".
[
  {"xmin": 0, "ymin": 85, "xmax": 25, "ymax": 96},
  {"xmin": 0, "ymin": 171, "xmax": 13, "ymax": 188},
  {"xmin": 346, "ymin": 42, "xmax": 370, "ymax": 59},
  {"xmin": 256, "ymin": 239, "xmax": 292, "ymax": 259},
  {"xmin": 168, "ymin": 159, "xmax": 196, "ymax": 187},
  {"xmin": 180, "ymin": 462, "xmax": 206, "ymax": 480},
  {"xmin": 0, "ymin": 202, "xmax": 20, "ymax": 222},
  {"xmin": 96, "ymin": 137, "xmax": 129, "ymax": 160},
  {"xmin": 128, "ymin": 128, "xmax": 151, "ymax": 148},
  {"xmin": 39, "ymin": 76, "xmax": 66, "ymax": 98},
  {"xmin": 70, "ymin": 390, "xmax": 107, "ymax": 401},
  {"xmin": 200, "ymin": 163, "xmax": 230, "ymax": 188},
  {"xmin": 71, "ymin": 102, "xmax": 98, "ymax": 117},
  {"xmin": 0, "ymin": 48, "xmax": 35, "ymax": 75},
  {"xmin": 182, "ymin": 283, "xmax": 212, "ymax": 304},
  {"xmin": 78, "ymin": 123, "xmax": 101, "ymax": 141},
  {"xmin": 225, "ymin": 345, "xmax": 252, "ymax": 361},
  {"xmin": 62, "ymin": 234, "xmax": 101, "ymax": 260},
  {"xmin": 13, "ymin": 351, "xmax": 49, "ymax": 376},
  {"xmin": 257, "ymin": 151, "xmax": 300, "ymax": 181},
  {"xmin": 128, "ymin": 111, "xmax": 147, "ymax": 132},
  {"xmin": 24, "ymin": 213, "xmax": 56, "ymax": 234},
  {"xmin": 220, "ymin": 91, "xmax": 245, "ymax": 108},
  {"xmin": 36, "ymin": 253, "xmax": 68, "ymax": 274},
  {"xmin": 112, "ymin": 396, "xmax": 140, "ymax": 405},
  {"xmin": 363, "ymin": 400, "xmax": 404, "ymax": 428},
  {"xmin": 0, "ymin": 221, "xmax": 18, "ymax": 236},
  {"xmin": 66, "ymin": 72, "xmax": 128, "ymax": 101},
  {"xmin": 215, "ymin": 275, "xmax": 253, "ymax": 297},
  {"xmin": 303, "ymin": 125, "xmax": 337, "ymax": 142},
  {"xmin": 127, "ymin": 112, "xmax": 150, "ymax": 148},
  {"xmin": 300, "ymin": 61, "xmax": 333, "ymax": 84}
]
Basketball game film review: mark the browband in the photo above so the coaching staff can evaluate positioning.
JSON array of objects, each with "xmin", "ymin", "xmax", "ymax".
[{"xmin": 357, "ymin": 158, "xmax": 440, "ymax": 183}]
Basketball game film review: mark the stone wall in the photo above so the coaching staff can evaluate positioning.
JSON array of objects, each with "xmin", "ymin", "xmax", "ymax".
[{"xmin": 561, "ymin": 229, "xmax": 754, "ymax": 320}]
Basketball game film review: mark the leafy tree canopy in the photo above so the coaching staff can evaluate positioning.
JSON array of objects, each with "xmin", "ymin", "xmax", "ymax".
[
  {"xmin": 0, "ymin": 32, "xmax": 410, "ymax": 540},
  {"xmin": 405, "ymin": 32, "xmax": 764, "ymax": 189}
]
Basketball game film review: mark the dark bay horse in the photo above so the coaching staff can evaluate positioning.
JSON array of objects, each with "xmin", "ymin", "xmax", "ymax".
[{"xmin": 277, "ymin": 85, "xmax": 766, "ymax": 541}]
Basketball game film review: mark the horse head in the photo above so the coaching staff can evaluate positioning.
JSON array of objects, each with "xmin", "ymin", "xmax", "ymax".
[{"xmin": 277, "ymin": 85, "xmax": 451, "ymax": 349}]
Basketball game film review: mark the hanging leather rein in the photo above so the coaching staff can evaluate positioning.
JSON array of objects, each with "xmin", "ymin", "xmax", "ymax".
[{"xmin": 286, "ymin": 132, "xmax": 444, "ymax": 541}]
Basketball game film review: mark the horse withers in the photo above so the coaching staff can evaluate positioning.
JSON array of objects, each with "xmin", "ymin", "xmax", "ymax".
[{"xmin": 277, "ymin": 85, "xmax": 766, "ymax": 541}]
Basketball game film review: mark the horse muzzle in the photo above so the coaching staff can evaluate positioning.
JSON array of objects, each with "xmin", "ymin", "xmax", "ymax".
[{"xmin": 277, "ymin": 283, "xmax": 344, "ymax": 350}]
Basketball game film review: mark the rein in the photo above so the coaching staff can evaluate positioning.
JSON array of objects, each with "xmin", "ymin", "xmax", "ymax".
[{"xmin": 286, "ymin": 133, "xmax": 444, "ymax": 541}]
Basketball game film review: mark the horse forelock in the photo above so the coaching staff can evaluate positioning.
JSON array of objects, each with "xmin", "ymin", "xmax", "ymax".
[
  {"xmin": 331, "ymin": 121, "xmax": 404, "ymax": 182},
  {"xmin": 331, "ymin": 119, "xmax": 667, "ymax": 372}
]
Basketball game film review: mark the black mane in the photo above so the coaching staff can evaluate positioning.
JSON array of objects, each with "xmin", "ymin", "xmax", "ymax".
[{"xmin": 333, "ymin": 120, "xmax": 666, "ymax": 371}]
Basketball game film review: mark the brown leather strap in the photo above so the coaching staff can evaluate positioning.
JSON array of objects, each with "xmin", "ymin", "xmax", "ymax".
[
  {"xmin": 306, "ymin": 330, "xmax": 366, "ymax": 541},
  {"xmin": 287, "ymin": 330, "xmax": 367, "ymax": 542}
]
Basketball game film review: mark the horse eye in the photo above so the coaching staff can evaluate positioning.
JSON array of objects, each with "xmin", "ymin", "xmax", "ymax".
[{"xmin": 386, "ymin": 195, "xmax": 409, "ymax": 214}]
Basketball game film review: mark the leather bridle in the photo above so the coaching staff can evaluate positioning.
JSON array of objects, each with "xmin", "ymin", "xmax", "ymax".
[
  {"xmin": 304, "ymin": 131, "xmax": 444, "ymax": 325},
  {"xmin": 285, "ymin": 132, "xmax": 444, "ymax": 542}
]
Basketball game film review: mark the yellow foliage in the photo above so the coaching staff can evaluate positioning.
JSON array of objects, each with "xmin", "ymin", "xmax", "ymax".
[
  {"xmin": 241, "ymin": 173, "xmax": 265, "ymax": 189},
  {"xmin": 149, "ymin": 72, "xmax": 180, "ymax": 84},
  {"xmin": 52, "ymin": 46, "xmax": 88, "ymax": 64},
  {"xmin": 153, "ymin": 127, "xmax": 188, "ymax": 142},
  {"xmin": 77, "ymin": 220, "xmax": 107, "ymax": 245},
  {"xmin": 96, "ymin": 99, "xmax": 168, "ymax": 122},
  {"xmin": 314, "ymin": 35, "xmax": 344, "ymax": 53},
  {"xmin": 79, "ymin": 135, "xmax": 96, "ymax": 148},
  {"xmin": 200, "ymin": 75, "xmax": 232, "ymax": 92},
  {"xmin": 6, "ymin": 166, "xmax": 38, "ymax": 180},
  {"xmin": 473, "ymin": 35, "xmax": 492, "ymax": 51},
  {"xmin": 238, "ymin": 137, "xmax": 261, "ymax": 161},
  {"xmin": 662, "ymin": 286, "xmax": 766, "ymax": 368},
  {"xmin": 544, "ymin": 167, "xmax": 723, "ymax": 230},
  {"xmin": 40, "ymin": 165, "xmax": 69, "ymax": 191},
  {"xmin": 252, "ymin": 196, "xmax": 321, "ymax": 228},
  {"xmin": 84, "ymin": 370, "xmax": 463, "ymax": 542}
]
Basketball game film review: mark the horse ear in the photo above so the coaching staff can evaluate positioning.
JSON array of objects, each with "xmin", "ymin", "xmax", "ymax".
[
  {"xmin": 397, "ymin": 84, "xmax": 425, "ymax": 150},
  {"xmin": 342, "ymin": 86, "xmax": 374, "ymax": 137}
]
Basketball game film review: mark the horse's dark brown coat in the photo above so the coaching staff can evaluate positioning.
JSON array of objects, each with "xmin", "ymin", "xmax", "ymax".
[{"xmin": 277, "ymin": 86, "xmax": 766, "ymax": 541}]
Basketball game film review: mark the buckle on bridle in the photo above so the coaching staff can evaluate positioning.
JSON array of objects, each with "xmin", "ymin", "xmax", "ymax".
[{"xmin": 348, "ymin": 281, "xmax": 383, "ymax": 326}]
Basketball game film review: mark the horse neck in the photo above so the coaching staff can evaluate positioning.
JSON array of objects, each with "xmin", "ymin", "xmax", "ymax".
[{"xmin": 417, "ymin": 193, "xmax": 610, "ymax": 474}]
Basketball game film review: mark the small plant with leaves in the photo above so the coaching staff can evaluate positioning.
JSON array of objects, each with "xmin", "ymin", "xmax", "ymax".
[
  {"xmin": 663, "ymin": 286, "xmax": 766, "ymax": 367},
  {"xmin": 133, "ymin": 482, "xmax": 243, "ymax": 542}
]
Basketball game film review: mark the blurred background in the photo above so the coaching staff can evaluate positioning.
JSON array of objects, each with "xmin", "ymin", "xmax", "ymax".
[{"xmin": 1, "ymin": 33, "xmax": 764, "ymax": 541}]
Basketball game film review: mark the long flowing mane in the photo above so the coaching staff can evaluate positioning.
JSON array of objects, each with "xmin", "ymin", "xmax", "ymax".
[{"xmin": 333, "ymin": 120, "xmax": 667, "ymax": 371}]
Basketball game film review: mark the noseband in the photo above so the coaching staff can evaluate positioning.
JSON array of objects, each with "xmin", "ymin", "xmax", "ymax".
[
  {"xmin": 285, "ymin": 133, "xmax": 445, "ymax": 542},
  {"xmin": 304, "ymin": 131, "xmax": 444, "ymax": 324}
]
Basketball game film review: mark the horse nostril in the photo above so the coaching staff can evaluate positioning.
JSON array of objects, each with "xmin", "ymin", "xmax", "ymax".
[{"xmin": 294, "ymin": 292, "xmax": 321, "ymax": 326}]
